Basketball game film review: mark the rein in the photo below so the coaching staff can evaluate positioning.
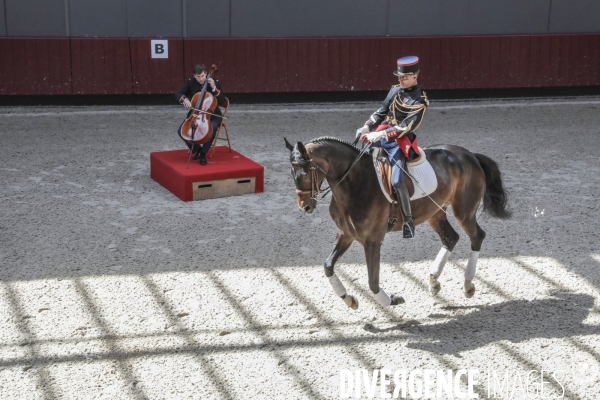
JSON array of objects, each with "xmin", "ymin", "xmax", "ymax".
[{"xmin": 296, "ymin": 143, "xmax": 371, "ymax": 202}]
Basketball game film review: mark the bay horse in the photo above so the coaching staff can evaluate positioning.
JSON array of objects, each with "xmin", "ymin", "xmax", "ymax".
[{"xmin": 285, "ymin": 137, "xmax": 510, "ymax": 310}]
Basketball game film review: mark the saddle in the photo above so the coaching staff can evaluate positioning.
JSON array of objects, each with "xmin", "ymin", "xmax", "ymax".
[{"xmin": 372, "ymin": 146, "xmax": 438, "ymax": 203}]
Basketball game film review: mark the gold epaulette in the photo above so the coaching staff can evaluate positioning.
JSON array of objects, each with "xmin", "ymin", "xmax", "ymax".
[
  {"xmin": 422, "ymin": 90, "xmax": 429, "ymax": 107},
  {"xmin": 392, "ymin": 84, "xmax": 400, "ymax": 88}
]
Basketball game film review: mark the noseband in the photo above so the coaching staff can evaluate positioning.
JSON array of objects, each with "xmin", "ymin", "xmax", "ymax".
[{"xmin": 295, "ymin": 159, "xmax": 328, "ymax": 202}]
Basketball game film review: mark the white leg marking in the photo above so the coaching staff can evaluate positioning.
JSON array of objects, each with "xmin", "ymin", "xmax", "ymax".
[
  {"xmin": 465, "ymin": 251, "xmax": 480, "ymax": 281},
  {"xmin": 328, "ymin": 274, "xmax": 347, "ymax": 297},
  {"xmin": 374, "ymin": 288, "xmax": 392, "ymax": 307},
  {"xmin": 429, "ymin": 247, "xmax": 451, "ymax": 277}
]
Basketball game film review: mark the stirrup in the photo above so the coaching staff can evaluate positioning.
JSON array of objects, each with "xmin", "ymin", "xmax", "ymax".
[{"xmin": 403, "ymin": 218, "xmax": 415, "ymax": 239}]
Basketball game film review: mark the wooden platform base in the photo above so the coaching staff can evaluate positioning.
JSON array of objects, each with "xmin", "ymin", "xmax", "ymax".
[{"xmin": 150, "ymin": 147, "xmax": 264, "ymax": 202}]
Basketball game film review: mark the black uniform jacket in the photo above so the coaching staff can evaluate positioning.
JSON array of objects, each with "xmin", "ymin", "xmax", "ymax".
[
  {"xmin": 175, "ymin": 78, "xmax": 227, "ymax": 122},
  {"xmin": 365, "ymin": 84, "xmax": 428, "ymax": 141}
]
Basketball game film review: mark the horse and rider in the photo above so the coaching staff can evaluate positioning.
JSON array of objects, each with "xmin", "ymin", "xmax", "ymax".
[{"xmin": 286, "ymin": 56, "xmax": 511, "ymax": 310}]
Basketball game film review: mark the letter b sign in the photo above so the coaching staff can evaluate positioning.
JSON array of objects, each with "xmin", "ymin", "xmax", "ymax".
[{"xmin": 151, "ymin": 40, "xmax": 169, "ymax": 59}]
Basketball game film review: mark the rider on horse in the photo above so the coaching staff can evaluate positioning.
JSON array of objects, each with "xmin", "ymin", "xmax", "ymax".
[{"xmin": 356, "ymin": 56, "xmax": 429, "ymax": 239}]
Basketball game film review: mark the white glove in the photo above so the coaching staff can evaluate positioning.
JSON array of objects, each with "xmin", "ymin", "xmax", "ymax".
[
  {"xmin": 355, "ymin": 125, "xmax": 369, "ymax": 139},
  {"xmin": 365, "ymin": 131, "xmax": 387, "ymax": 143}
]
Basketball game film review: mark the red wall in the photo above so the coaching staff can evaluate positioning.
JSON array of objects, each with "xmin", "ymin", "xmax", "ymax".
[
  {"xmin": 0, "ymin": 38, "xmax": 72, "ymax": 95},
  {"xmin": 71, "ymin": 38, "xmax": 132, "ymax": 95},
  {"xmin": 1, "ymin": 35, "xmax": 599, "ymax": 96}
]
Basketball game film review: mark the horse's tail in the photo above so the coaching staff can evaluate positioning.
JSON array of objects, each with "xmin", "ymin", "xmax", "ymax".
[{"xmin": 474, "ymin": 153, "xmax": 512, "ymax": 219}]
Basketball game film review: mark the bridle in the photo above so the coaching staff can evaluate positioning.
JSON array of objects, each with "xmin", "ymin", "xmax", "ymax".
[
  {"xmin": 294, "ymin": 158, "xmax": 327, "ymax": 203},
  {"xmin": 293, "ymin": 144, "xmax": 371, "ymax": 203}
]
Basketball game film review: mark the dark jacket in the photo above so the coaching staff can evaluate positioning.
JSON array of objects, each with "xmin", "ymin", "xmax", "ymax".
[
  {"xmin": 175, "ymin": 78, "xmax": 227, "ymax": 121},
  {"xmin": 366, "ymin": 84, "xmax": 428, "ymax": 141}
]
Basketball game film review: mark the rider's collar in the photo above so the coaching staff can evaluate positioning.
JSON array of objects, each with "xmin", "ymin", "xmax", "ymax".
[{"xmin": 403, "ymin": 84, "xmax": 418, "ymax": 91}]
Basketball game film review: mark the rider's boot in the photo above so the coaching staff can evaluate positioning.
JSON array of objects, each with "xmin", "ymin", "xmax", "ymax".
[{"xmin": 394, "ymin": 184, "xmax": 415, "ymax": 239}]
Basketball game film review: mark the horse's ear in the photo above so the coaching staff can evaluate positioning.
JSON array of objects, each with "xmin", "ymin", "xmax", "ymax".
[
  {"xmin": 297, "ymin": 142, "xmax": 309, "ymax": 160},
  {"xmin": 284, "ymin": 137, "xmax": 294, "ymax": 152}
]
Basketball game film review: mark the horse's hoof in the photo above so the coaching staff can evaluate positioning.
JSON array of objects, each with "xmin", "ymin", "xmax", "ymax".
[
  {"xmin": 464, "ymin": 281, "xmax": 476, "ymax": 298},
  {"xmin": 390, "ymin": 294, "xmax": 405, "ymax": 306},
  {"xmin": 344, "ymin": 295, "xmax": 359, "ymax": 310},
  {"xmin": 429, "ymin": 275, "xmax": 441, "ymax": 297}
]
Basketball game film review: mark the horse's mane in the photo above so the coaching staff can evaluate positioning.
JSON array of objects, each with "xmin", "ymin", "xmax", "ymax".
[
  {"xmin": 307, "ymin": 136, "xmax": 360, "ymax": 152},
  {"xmin": 292, "ymin": 136, "xmax": 360, "ymax": 164}
]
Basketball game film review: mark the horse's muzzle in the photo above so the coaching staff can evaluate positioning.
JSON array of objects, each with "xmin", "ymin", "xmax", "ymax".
[
  {"xmin": 297, "ymin": 197, "xmax": 315, "ymax": 214},
  {"xmin": 296, "ymin": 191, "xmax": 315, "ymax": 214},
  {"xmin": 302, "ymin": 204, "xmax": 314, "ymax": 214}
]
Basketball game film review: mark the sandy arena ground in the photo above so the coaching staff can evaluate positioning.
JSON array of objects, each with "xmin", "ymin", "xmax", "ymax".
[{"xmin": 1, "ymin": 97, "xmax": 600, "ymax": 399}]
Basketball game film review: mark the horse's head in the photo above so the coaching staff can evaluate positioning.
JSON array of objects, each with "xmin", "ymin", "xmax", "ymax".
[{"xmin": 285, "ymin": 138, "xmax": 327, "ymax": 214}]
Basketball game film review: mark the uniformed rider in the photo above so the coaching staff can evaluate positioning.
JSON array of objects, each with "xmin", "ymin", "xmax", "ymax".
[{"xmin": 356, "ymin": 56, "xmax": 429, "ymax": 239}]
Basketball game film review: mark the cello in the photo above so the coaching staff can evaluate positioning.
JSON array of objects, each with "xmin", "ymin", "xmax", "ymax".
[{"xmin": 181, "ymin": 64, "xmax": 220, "ymax": 167}]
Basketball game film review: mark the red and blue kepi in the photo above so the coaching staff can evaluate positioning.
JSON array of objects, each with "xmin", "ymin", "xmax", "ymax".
[{"xmin": 393, "ymin": 56, "xmax": 420, "ymax": 76}]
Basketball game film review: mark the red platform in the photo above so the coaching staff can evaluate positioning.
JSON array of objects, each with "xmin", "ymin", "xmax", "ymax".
[{"xmin": 150, "ymin": 147, "xmax": 264, "ymax": 202}]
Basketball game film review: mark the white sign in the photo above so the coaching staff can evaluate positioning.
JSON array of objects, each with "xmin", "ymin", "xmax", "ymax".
[{"xmin": 151, "ymin": 40, "xmax": 168, "ymax": 59}]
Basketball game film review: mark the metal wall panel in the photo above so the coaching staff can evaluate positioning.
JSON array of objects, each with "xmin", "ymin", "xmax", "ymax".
[
  {"xmin": 183, "ymin": 35, "xmax": 600, "ymax": 94},
  {"xmin": 3, "ymin": 1, "xmax": 600, "ymax": 39},
  {"xmin": 231, "ymin": 0, "xmax": 388, "ymax": 37},
  {"xmin": 5, "ymin": 0, "xmax": 66, "ymax": 37},
  {"xmin": 69, "ymin": 0, "xmax": 128, "ymax": 37},
  {"xmin": 183, "ymin": 35, "xmax": 600, "ymax": 93},
  {"xmin": 130, "ymin": 38, "xmax": 184, "ymax": 94},
  {"xmin": 1, "ymin": 34, "xmax": 599, "ymax": 95},
  {"xmin": 185, "ymin": 0, "xmax": 229, "ymax": 38},
  {"xmin": 71, "ymin": 38, "xmax": 132, "ymax": 94},
  {"xmin": 126, "ymin": 0, "xmax": 182, "ymax": 38},
  {"xmin": 0, "ymin": 39, "xmax": 15, "ymax": 92},
  {"xmin": 549, "ymin": 0, "xmax": 600, "ymax": 33},
  {"xmin": 0, "ymin": 38, "xmax": 71, "ymax": 94},
  {"xmin": 388, "ymin": 0, "xmax": 551, "ymax": 36},
  {"xmin": 0, "ymin": 0, "xmax": 6, "ymax": 36}
]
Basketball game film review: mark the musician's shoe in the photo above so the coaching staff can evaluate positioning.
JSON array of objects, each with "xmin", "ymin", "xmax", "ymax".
[
  {"xmin": 192, "ymin": 151, "xmax": 202, "ymax": 160},
  {"xmin": 199, "ymin": 153, "xmax": 207, "ymax": 165},
  {"xmin": 403, "ymin": 218, "xmax": 415, "ymax": 239}
]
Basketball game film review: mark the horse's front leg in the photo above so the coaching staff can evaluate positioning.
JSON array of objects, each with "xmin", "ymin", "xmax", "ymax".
[
  {"xmin": 365, "ymin": 240, "xmax": 405, "ymax": 307},
  {"xmin": 325, "ymin": 230, "xmax": 358, "ymax": 310}
]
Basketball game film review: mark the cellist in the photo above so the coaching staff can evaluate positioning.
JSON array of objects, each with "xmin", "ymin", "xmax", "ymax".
[{"xmin": 175, "ymin": 64, "xmax": 227, "ymax": 165}]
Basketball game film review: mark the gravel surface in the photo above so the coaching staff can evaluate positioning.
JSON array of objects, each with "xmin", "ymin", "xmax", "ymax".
[{"xmin": 1, "ymin": 97, "xmax": 599, "ymax": 399}]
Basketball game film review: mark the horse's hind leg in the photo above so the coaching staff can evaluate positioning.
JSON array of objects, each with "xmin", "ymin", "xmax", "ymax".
[
  {"xmin": 324, "ymin": 230, "xmax": 358, "ymax": 310},
  {"xmin": 452, "ymin": 208, "xmax": 486, "ymax": 299},
  {"xmin": 365, "ymin": 240, "xmax": 404, "ymax": 307},
  {"xmin": 426, "ymin": 211, "xmax": 460, "ymax": 296}
]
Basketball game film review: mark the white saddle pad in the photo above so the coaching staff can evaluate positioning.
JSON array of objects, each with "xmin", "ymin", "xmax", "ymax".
[{"xmin": 407, "ymin": 150, "xmax": 438, "ymax": 200}]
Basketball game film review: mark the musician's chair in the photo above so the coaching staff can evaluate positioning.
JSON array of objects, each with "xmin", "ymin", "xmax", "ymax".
[{"xmin": 209, "ymin": 97, "xmax": 232, "ymax": 159}]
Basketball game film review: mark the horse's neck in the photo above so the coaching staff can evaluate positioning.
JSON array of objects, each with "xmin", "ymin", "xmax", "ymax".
[
  {"xmin": 310, "ymin": 143, "xmax": 378, "ymax": 201},
  {"xmin": 310, "ymin": 143, "xmax": 357, "ymax": 180}
]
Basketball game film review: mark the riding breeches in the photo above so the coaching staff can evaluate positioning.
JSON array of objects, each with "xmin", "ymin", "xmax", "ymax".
[
  {"xmin": 371, "ymin": 139, "xmax": 406, "ymax": 188},
  {"xmin": 177, "ymin": 119, "xmax": 220, "ymax": 154}
]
